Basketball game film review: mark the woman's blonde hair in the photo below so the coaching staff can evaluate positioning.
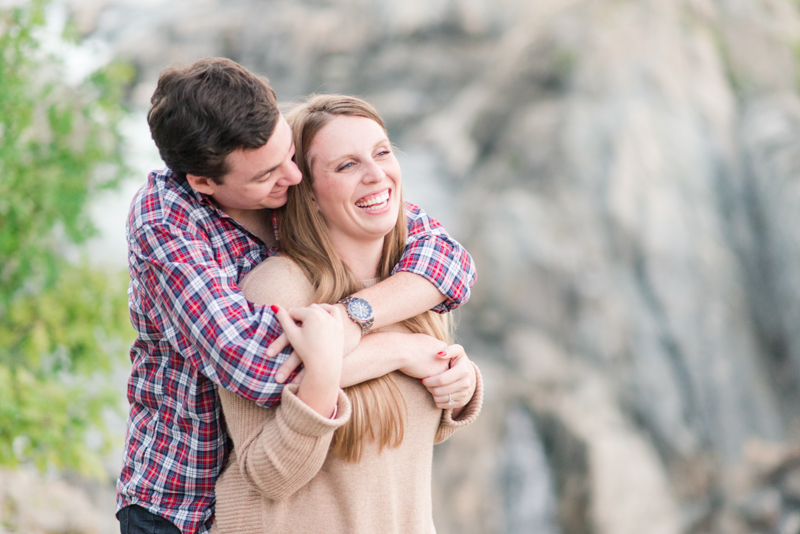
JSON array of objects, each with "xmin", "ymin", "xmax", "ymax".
[{"xmin": 281, "ymin": 94, "xmax": 451, "ymax": 462}]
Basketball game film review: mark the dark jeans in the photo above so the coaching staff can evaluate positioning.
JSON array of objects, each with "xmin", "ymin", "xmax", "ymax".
[{"xmin": 118, "ymin": 505, "xmax": 181, "ymax": 534}]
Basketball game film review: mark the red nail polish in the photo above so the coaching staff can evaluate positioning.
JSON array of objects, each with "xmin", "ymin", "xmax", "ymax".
[
  {"xmin": 437, "ymin": 351, "xmax": 446, "ymax": 356},
  {"xmin": 270, "ymin": 305, "xmax": 279, "ymax": 313}
]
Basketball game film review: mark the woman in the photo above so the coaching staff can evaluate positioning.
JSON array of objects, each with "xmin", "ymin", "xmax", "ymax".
[{"xmin": 212, "ymin": 95, "xmax": 483, "ymax": 534}]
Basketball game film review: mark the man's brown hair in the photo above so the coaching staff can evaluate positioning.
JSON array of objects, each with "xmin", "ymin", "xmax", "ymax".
[{"xmin": 148, "ymin": 57, "xmax": 280, "ymax": 183}]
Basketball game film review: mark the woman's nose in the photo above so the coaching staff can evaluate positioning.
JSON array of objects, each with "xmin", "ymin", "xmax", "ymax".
[{"xmin": 362, "ymin": 159, "xmax": 385, "ymax": 183}]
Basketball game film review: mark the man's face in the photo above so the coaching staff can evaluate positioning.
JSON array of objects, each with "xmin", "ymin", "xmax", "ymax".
[{"xmin": 187, "ymin": 116, "xmax": 302, "ymax": 218}]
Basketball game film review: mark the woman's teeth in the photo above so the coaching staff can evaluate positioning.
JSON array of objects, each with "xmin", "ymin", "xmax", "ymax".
[{"xmin": 355, "ymin": 190, "xmax": 390, "ymax": 210}]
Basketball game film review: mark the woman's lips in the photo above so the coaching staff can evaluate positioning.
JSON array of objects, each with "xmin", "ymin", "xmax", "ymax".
[{"xmin": 355, "ymin": 189, "xmax": 391, "ymax": 211}]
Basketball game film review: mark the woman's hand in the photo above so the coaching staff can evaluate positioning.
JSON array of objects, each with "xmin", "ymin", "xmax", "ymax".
[
  {"xmin": 273, "ymin": 304, "xmax": 344, "ymax": 417},
  {"xmin": 272, "ymin": 302, "xmax": 361, "ymax": 384},
  {"xmin": 420, "ymin": 344, "xmax": 477, "ymax": 418},
  {"xmin": 397, "ymin": 333, "xmax": 450, "ymax": 379}
]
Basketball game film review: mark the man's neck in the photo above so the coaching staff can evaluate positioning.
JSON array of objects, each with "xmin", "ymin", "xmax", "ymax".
[{"xmin": 224, "ymin": 207, "xmax": 276, "ymax": 247}]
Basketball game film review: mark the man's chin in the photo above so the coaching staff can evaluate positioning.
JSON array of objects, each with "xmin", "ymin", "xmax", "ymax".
[{"xmin": 264, "ymin": 196, "xmax": 289, "ymax": 209}]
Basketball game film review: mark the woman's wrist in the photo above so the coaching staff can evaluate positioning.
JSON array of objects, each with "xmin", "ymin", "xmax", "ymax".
[
  {"xmin": 297, "ymin": 365, "xmax": 341, "ymax": 417},
  {"xmin": 450, "ymin": 362, "xmax": 477, "ymax": 419}
]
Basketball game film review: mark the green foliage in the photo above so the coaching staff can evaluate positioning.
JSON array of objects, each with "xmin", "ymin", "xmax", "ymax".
[{"xmin": 0, "ymin": 0, "xmax": 135, "ymax": 476}]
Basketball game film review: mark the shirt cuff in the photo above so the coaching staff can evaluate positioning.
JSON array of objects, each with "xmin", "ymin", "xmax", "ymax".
[{"xmin": 391, "ymin": 235, "xmax": 474, "ymax": 313}]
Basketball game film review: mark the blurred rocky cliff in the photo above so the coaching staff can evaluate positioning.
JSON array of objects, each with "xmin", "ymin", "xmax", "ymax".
[{"xmin": 64, "ymin": 0, "xmax": 800, "ymax": 532}]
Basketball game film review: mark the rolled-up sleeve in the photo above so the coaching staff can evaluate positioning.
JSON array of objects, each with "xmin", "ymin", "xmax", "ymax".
[
  {"xmin": 395, "ymin": 203, "xmax": 477, "ymax": 313},
  {"xmin": 131, "ymin": 222, "xmax": 288, "ymax": 406}
]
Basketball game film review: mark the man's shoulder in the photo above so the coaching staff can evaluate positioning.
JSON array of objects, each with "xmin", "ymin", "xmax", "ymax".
[{"xmin": 129, "ymin": 169, "xmax": 212, "ymax": 233}]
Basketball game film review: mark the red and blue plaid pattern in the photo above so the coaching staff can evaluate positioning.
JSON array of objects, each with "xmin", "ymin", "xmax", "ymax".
[{"xmin": 116, "ymin": 169, "xmax": 476, "ymax": 533}]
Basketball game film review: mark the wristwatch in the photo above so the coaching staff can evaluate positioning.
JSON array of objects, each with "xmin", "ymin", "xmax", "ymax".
[{"xmin": 337, "ymin": 296, "xmax": 374, "ymax": 336}]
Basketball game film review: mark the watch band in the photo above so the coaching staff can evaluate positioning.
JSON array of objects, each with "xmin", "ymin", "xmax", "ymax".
[{"xmin": 337, "ymin": 296, "xmax": 374, "ymax": 336}]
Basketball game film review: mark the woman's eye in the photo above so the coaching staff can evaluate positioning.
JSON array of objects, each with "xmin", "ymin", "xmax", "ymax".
[{"xmin": 337, "ymin": 162, "xmax": 354, "ymax": 172}]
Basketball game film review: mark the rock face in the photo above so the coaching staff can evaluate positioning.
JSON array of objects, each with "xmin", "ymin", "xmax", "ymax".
[
  {"xmin": 0, "ymin": 468, "xmax": 116, "ymax": 534},
  {"xmin": 64, "ymin": 0, "xmax": 800, "ymax": 532}
]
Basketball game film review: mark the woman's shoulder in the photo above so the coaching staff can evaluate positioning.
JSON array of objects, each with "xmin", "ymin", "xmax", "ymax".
[
  {"xmin": 239, "ymin": 254, "xmax": 314, "ymax": 307},
  {"xmin": 242, "ymin": 253, "xmax": 306, "ymax": 286}
]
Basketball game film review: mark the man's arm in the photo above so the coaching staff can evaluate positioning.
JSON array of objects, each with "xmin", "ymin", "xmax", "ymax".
[
  {"xmin": 270, "ymin": 203, "xmax": 478, "ymax": 408},
  {"xmin": 352, "ymin": 201, "xmax": 476, "ymax": 331},
  {"xmin": 337, "ymin": 330, "xmax": 448, "ymax": 388},
  {"xmin": 268, "ymin": 203, "xmax": 476, "ymax": 359},
  {"xmin": 351, "ymin": 272, "xmax": 442, "ymax": 331},
  {"xmin": 286, "ymin": 331, "xmax": 476, "ymax": 412},
  {"xmin": 131, "ymin": 222, "xmax": 286, "ymax": 407},
  {"xmin": 387, "ymin": 202, "xmax": 477, "ymax": 313}
]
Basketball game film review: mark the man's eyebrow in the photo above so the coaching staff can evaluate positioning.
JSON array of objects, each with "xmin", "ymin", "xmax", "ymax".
[
  {"xmin": 248, "ymin": 167, "xmax": 275, "ymax": 183},
  {"xmin": 248, "ymin": 142, "xmax": 295, "ymax": 182}
]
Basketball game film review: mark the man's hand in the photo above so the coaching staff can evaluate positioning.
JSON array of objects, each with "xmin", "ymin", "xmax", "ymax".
[
  {"xmin": 270, "ymin": 302, "xmax": 362, "ymax": 384},
  {"xmin": 420, "ymin": 344, "xmax": 477, "ymax": 418}
]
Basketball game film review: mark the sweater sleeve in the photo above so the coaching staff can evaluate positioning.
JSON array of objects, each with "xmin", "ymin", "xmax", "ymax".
[
  {"xmin": 434, "ymin": 362, "xmax": 484, "ymax": 444},
  {"xmin": 219, "ymin": 383, "xmax": 352, "ymax": 501}
]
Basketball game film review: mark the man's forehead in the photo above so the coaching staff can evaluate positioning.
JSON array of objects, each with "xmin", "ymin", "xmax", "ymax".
[{"xmin": 263, "ymin": 116, "xmax": 293, "ymax": 160}]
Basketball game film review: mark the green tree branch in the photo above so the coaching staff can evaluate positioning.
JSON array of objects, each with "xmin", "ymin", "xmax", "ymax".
[{"xmin": 0, "ymin": 0, "xmax": 135, "ymax": 476}]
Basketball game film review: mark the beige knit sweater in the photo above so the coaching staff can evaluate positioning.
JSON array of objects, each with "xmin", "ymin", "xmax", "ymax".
[{"xmin": 210, "ymin": 256, "xmax": 484, "ymax": 534}]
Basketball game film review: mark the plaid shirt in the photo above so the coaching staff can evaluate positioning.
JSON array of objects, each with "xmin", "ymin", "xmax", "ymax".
[{"xmin": 116, "ymin": 169, "xmax": 476, "ymax": 533}]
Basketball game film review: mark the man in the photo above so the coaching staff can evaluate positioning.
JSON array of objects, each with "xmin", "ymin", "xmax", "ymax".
[{"xmin": 117, "ymin": 58, "xmax": 476, "ymax": 534}]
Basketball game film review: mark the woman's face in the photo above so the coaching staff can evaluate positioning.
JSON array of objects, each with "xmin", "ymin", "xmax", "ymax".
[{"xmin": 308, "ymin": 115, "xmax": 402, "ymax": 247}]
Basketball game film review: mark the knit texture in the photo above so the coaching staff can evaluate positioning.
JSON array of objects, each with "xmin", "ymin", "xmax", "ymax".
[
  {"xmin": 212, "ymin": 368, "xmax": 483, "ymax": 534},
  {"xmin": 211, "ymin": 254, "xmax": 483, "ymax": 533}
]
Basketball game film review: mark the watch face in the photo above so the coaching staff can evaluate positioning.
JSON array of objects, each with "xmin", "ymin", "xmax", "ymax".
[{"xmin": 348, "ymin": 298, "xmax": 374, "ymax": 321}]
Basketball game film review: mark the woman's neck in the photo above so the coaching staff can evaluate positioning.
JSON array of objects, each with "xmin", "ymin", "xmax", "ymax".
[{"xmin": 331, "ymin": 234, "xmax": 383, "ymax": 281}]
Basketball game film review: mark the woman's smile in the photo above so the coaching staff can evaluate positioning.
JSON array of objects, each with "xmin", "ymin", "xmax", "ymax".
[{"xmin": 355, "ymin": 188, "xmax": 391, "ymax": 212}]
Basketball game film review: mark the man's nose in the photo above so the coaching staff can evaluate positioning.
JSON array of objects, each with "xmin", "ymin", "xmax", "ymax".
[{"xmin": 279, "ymin": 159, "xmax": 303, "ymax": 185}]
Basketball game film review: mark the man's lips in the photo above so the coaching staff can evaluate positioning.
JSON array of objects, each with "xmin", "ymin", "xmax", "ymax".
[{"xmin": 270, "ymin": 187, "xmax": 288, "ymax": 197}]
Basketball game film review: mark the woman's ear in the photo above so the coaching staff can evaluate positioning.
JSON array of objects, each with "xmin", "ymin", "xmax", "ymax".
[{"xmin": 308, "ymin": 186, "xmax": 319, "ymax": 210}]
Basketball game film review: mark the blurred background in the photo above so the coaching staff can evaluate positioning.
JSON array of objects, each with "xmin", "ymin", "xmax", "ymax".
[{"xmin": 3, "ymin": 0, "xmax": 800, "ymax": 532}]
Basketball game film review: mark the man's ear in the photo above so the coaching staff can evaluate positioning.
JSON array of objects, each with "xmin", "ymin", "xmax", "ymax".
[{"xmin": 186, "ymin": 174, "xmax": 217, "ymax": 196}]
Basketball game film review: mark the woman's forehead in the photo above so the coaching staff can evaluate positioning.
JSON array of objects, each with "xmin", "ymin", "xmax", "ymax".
[{"xmin": 310, "ymin": 115, "xmax": 389, "ymax": 159}]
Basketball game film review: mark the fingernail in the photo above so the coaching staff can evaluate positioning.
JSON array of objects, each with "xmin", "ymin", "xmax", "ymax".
[
  {"xmin": 270, "ymin": 305, "xmax": 279, "ymax": 313},
  {"xmin": 437, "ymin": 351, "xmax": 446, "ymax": 356},
  {"xmin": 419, "ymin": 379, "xmax": 424, "ymax": 383},
  {"xmin": 276, "ymin": 373, "xmax": 285, "ymax": 383}
]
